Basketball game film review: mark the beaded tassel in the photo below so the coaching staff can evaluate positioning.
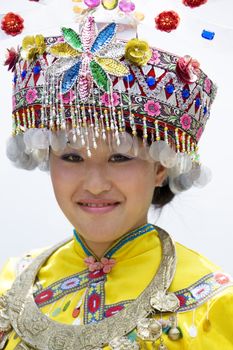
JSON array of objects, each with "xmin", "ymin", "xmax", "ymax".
[
  {"xmin": 27, "ymin": 108, "xmax": 31, "ymax": 129},
  {"xmin": 175, "ymin": 128, "xmax": 180, "ymax": 152},
  {"xmin": 155, "ymin": 120, "xmax": 160, "ymax": 141},
  {"xmin": 187, "ymin": 135, "xmax": 191, "ymax": 153},
  {"xmin": 16, "ymin": 112, "xmax": 20, "ymax": 133},
  {"xmin": 31, "ymin": 107, "xmax": 36, "ymax": 128},
  {"xmin": 182, "ymin": 132, "xmax": 186, "ymax": 153},
  {"xmin": 164, "ymin": 125, "xmax": 168, "ymax": 144}
]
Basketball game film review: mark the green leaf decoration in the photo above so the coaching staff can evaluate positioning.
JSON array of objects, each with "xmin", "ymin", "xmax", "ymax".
[
  {"xmin": 62, "ymin": 27, "xmax": 83, "ymax": 52},
  {"xmin": 90, "ymin": 60, "xmax": 111, "ymax": 92}
]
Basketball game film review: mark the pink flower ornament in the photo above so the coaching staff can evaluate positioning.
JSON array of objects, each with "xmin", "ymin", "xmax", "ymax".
[
  {"xmin": 26, "ymin": 88, "xmax": 38, "ymax": 104},
  {"xmin": 176, "ymin": 55, "xmax": 200, "ymax": 84},
  {"xmin": 84, "ymin": 256, "xmax": 116, "ymax": 274},
  {"xmin": 144, "ymin": 100, "xmax": 161, "ymax": 117},
  {"xmin": 100, "ymin": 257, "xmax": 116, "ymax": 273},
  {"xmin": 84, "ymin": 256, "xmax": 103, "ymax": 272}
]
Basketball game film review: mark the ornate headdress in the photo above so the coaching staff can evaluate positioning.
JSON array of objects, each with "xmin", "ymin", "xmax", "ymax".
[{"xmin": 5, "ymin": 2, "xmax": 217, "ymax": 193}]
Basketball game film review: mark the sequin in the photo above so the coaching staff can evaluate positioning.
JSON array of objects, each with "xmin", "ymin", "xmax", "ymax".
[
  {"xmin": 49, "ymin": 43, "xmax": 80, "ymax": 58},
  {"xmin": 165, "ymin": 84, "xmax": 175, "ymax": 94},
  {"xmin": 195, "ymin": 98, "xmax": 201, "ymax": 107},
  {"xmin": 182, "ymin": 89, "xmax": 190, "ymax": 99},
  {"xmin": 91, "ymin": 23, "xmax": 117, "ymax": 54},
  {"xmin": 21, "ymin": 70, "xmax": 27, "ymax": 78},
  {"xmin": 90, "ymin": 60, "xmax": 111, "ymax": 91},
  {"xmin": 61, "ymin": 27, "xmax": 83, "ymax": 52},
  {"xmin": 62, "ymin": 61, "xmax": 81, "ymax": 94},
  {"xmin": 146, "ymin": 76, "xmax": 156, "ymax": 87},
  {"xmin": 101, "ymin": 0, "xmax": 118, "ymax": 10},
  {"xmin": 95, "ymin": 57, "xmax": 129, "ymax": 77},
  {"xmin": 33, "ymin": 66, "xmax": 41, "ymax": 74},
  {"xmin": 201, "ymin": 30, "xmax": 215, "ymax": 40},
  {"xmin": 98, "ymin": 43, "xmax": 125, "ymax": 59}
]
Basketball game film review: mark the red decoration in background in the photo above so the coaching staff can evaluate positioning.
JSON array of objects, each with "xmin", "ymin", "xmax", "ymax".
[
  {"xmin": 4, "ymin": 47, "xmax": 19, "ymax": 72},
  {"xmin": 182, "ymin": 0, "xmax": 208, "ymax": 8},
  {"xmin": 155, "ymin": 11, "xmax": 180, "ymax": 32},
  {"xmin": 1, "ymin": 12, "xmax": 24, "ymax": 36}
]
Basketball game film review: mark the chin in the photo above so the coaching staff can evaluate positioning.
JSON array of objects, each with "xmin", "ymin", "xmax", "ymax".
[{"xmin": 74, "ymin": 219, "xmax": 126, "ymax": 243}]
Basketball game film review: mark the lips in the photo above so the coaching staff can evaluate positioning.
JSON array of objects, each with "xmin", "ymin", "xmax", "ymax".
[
  {"xmin": 77, "ymin": 200, "xmax": 120, "ymax": 207},
  {"xmin": 77, "ymin": 200, "xmax": 121, "ymax": 214},
  {"xmin": 78, "ymin": 202, "xmax": 120, "ymax": 207}
]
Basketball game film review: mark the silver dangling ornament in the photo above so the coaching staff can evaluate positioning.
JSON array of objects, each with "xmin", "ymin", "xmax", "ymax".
[
  {"xmin": 150, "ymin": 291, "xmax": 180, "ymax": 313},
  {"xmin": 109, "ymin": 336, "xmax": 139, "ymax": 350},
  {"xmin": 137, "ymin": 318, "xmax": 162, "ymax": 342}
]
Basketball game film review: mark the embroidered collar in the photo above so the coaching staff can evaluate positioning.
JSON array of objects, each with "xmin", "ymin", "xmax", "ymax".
[{"xmin": 73, "ymin": 223, "xmax": 156, "ymax": 259}]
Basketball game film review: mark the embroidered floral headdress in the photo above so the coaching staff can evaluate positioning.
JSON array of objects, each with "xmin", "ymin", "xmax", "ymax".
[{"xmin": 5, "ymin": 5, "xmax": 217, "ymax": 193}]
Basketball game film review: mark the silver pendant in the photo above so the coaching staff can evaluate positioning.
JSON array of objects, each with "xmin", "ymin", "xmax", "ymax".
[
  {"xmin": 150, "ymin": 292, "xmax": 180, "ymax": 313},
  {"xmin": 137, "ymin": 318, "xmax": 162, "ymax": 341}
]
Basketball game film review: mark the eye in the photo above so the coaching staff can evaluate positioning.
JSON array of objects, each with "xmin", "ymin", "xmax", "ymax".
[
  {"xmin": 110, "ymin": 154, "xmax": 134, "ymax": 162},
  {"xmin": 61, "ymin": 154, "xmax": 83, "ymax": 162}
]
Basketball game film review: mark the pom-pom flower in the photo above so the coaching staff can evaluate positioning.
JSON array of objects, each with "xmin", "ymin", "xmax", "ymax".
[
  {"xmin": 182, "ymin": 0, "xmax": 208, "ymax": 8},
  {"xmin": 125, "ymin": 38, "xmax": 152, "ymax": 66},
  {"xmin": 4, "ymin": 47, "xmax": 20, "ymax": 72},
  {"xmin": 176, "ymin": 55, "xmax": 200, "ymax": 84},
  {"xmin": 21, "ymin": 35, "xmax": 46, "ymax": 61},
  {"xmin": 1, "ymin": 12, "xmax": 24, "ymax": 36},
  {"xmin": 155, "ymin": 11, "xmax": 180, "ymax": 32}
]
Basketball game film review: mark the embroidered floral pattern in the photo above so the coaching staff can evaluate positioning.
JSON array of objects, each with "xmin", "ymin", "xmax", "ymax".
[
  {"xmin": 180, "ymin": 114, "xmax": 192, "ymax": 130},
  {"xmin": 144, "ymin": 100, "xmax": 161, "ymax": 117},
  {"xmin": 101, "ymin": 92, "xmax": 120, "ymax": 107},
  {"xmin": 26, "ymin": 89, "xmax": 38, "ymax": 104},
  {"xmin": 204, "ymin": 77, "xmax": 212, "ymax": 94},
  {"xmin": 148, "ymin": 49, "xmax": 161, "ymax": 65}
]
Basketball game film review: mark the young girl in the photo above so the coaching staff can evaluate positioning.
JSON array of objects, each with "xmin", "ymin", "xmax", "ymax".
[{"xmin": 0, "ymin": 7, "xmax": 232, "ymax": 350}]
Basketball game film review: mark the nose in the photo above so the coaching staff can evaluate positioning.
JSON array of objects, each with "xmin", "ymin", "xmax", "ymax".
[{"xmin": 83, "ymin": 164, "xmax": 112, "ymax": 195}]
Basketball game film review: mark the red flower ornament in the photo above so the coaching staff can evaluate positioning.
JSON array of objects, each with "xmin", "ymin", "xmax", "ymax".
[
  {"xmin": 176, "ymin": 55, "xmax": 200, "ymax": 84},
  {"xmin": 4, "ymin": 47, "xmax": 19, "ymax": 72},
  {"xmin": 155, "ymin": 11, "xmax": 180, "ymax": 33},
  {"xmin": 182, "ymin": 0, "xmax": 208, "ymax": 8},
  {"xmin": 1, "ymin": 12, "xmax": 24, "ymax": 36}
]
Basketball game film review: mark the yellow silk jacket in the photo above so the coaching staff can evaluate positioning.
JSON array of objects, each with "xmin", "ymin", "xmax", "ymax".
[{"xmin": 0, "ymin": 223, "xmax": 233, "ymax": 349}]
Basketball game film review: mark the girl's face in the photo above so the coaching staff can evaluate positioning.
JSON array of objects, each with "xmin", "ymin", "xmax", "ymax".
[{"xmin": 49, "ymin": 135, "xmax": 166, "ymax": 250}]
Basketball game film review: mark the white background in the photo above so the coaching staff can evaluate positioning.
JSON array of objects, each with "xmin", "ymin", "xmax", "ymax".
[{"xmin": 0, "ymin": 0, "xmax": 233, "ymax": 274}]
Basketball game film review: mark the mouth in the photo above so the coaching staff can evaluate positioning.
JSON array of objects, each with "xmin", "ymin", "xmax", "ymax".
[{"xmin": 77, "ymin": 202, "xmax": 121, "ymax": 214}]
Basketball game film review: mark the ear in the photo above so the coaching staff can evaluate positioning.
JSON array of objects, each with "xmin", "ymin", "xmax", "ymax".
[{"xmin": 154, "ymin": 163, "xmax": 167, "ymax": 187}]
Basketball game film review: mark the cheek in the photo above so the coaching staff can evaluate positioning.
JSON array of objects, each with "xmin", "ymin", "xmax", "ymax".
[
  {"xmin": 111, "ymin": 162, "xmax": 155, "ymax": 200},
  {"xmin": 49, "ymin": 158, "xmax": 77, "ymax": 201}
]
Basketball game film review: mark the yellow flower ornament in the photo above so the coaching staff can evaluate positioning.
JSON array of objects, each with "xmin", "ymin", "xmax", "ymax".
[
  {"xmin": 21, "ymin": 35, "xmax": 46, "ymax": 61},
  {"xmin": 125, "ymin": 38, "xmax": 152, "ymax": 66}
]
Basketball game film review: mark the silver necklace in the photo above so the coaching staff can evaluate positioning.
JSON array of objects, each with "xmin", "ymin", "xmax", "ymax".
[{"xmin": 1, "ymin": 226, "xmax": 179, "ymax": 350}]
